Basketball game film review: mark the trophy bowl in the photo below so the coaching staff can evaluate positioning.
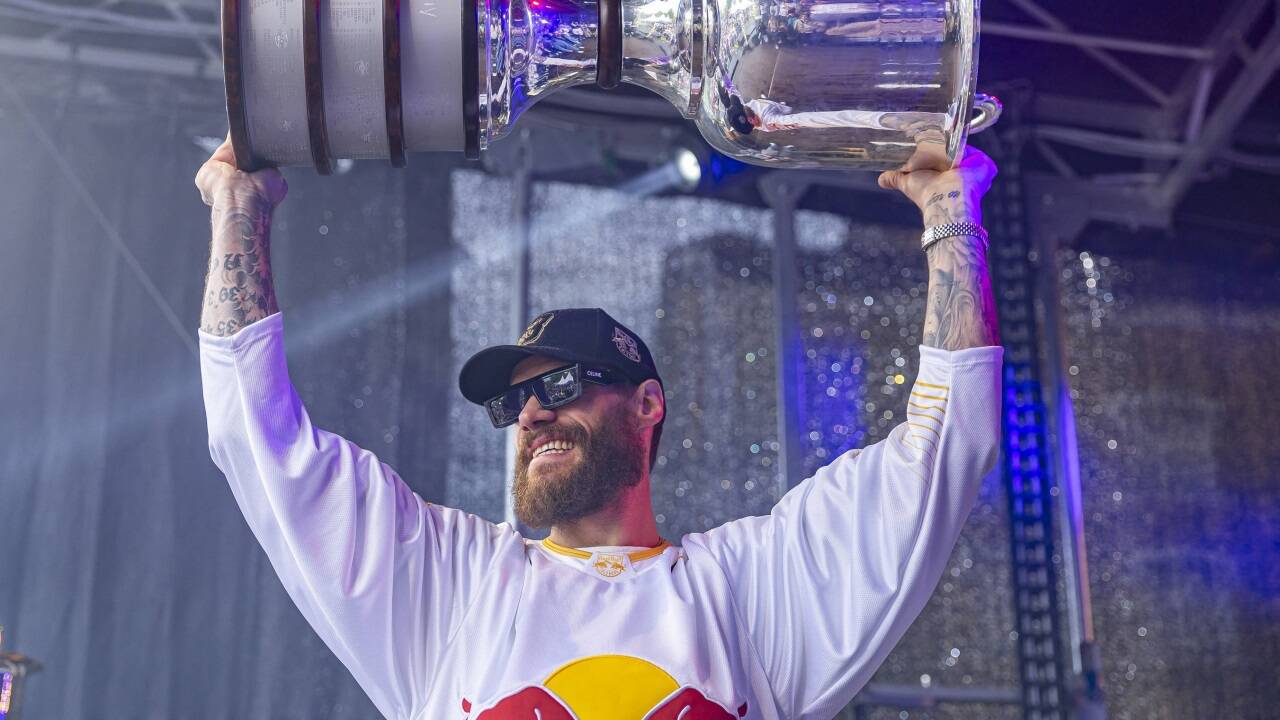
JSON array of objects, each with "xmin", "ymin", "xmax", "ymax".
[{"xmin": 223, "ymin": 0, "xmax": 1001, "ymax": 173}]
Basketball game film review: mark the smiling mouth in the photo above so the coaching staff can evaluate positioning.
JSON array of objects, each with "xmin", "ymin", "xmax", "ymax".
[{"xmin": 528, "ymin": 439, "xmax": 578, "ymax": 466}]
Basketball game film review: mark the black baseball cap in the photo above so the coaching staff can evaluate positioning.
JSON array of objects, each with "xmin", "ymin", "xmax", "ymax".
[
  {"xmin": 726, "ymin": 96, "xmax": 755, "ymax": 135},
  {"xmin": 459, "ymin": 308, "xmax": 664, "ymax": 405}
]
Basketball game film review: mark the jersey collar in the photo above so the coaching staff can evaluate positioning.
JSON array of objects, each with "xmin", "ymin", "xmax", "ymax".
[
  {"xmin": 540, "ymin": 537, "xmax": 671, "ymax": 563},
  {"xmin": 540, "ymin": 537, "xmax": 674, "ymax": 579}
]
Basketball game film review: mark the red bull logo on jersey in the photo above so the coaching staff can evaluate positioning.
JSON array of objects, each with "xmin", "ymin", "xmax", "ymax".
[
  {"xmin": 461, "ymin": 654, "xmax": 748, "ymax": 719},
  {"xmin": 592, "ymin": 553, "xmax": 626, "ymax": 577}
]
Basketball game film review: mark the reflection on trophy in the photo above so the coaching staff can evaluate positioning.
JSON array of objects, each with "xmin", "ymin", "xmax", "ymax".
[{"xmin": 222, "ymin": 0, "xmax": 1001, "ymax": 173}]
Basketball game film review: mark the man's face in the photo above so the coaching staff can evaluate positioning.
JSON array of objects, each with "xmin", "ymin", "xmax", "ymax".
[{"xmin": 509, "ymin": 355, "xmax": 648, "ymax": 529}]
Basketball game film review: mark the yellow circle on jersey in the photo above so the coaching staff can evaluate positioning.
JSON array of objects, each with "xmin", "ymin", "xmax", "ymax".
[{"xmin": 544, "ymin": 654, "xmax": 679, "ymax": 719}]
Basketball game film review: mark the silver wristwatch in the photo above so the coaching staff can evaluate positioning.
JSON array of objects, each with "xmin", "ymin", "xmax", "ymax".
[{"xmin": 920, "ymin": 222, "xmax": 989, "ymax": 253}]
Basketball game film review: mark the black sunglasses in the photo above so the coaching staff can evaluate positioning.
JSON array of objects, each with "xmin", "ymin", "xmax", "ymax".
[{"xmin": 485, "ymin": 363, "xmax": 624, "ymax": 428}]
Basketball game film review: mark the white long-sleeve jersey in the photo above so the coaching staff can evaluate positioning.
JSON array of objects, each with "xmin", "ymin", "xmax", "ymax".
[{"xmin": 199, "ymin": 312, "xmax": 1002, "ymax": 720}]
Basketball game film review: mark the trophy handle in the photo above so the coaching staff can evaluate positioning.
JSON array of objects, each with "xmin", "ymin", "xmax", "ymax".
[{"xmin": 968, "ymin": 92, "xmax": 1003, "ymax": 134}]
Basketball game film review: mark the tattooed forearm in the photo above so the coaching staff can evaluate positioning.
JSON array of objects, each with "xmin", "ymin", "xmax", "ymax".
[
  {"xmin": 201, "ymin": 197, "xmax": 279, "ymax": 337},
  {"xmin": 921, "ymin": 235, "xmax": 1000, "ymax": 350},
  {"xmin": 923, "ymin": 189, "xmax": 975, "ymax": 226}
]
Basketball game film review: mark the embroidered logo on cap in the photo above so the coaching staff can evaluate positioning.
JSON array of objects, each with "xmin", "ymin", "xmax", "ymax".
[
  {"xmin": 519, "ymin": 312, "xmax": 555, "ymax": 346},
  {"xmin": 612, "ymin": 327, "xmax": 642, "ymax": 363}
]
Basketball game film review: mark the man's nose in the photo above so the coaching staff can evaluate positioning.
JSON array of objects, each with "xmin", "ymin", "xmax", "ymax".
[{"xmin": 517, "ymin": 393, "xmax": 556, "ymax": 431}]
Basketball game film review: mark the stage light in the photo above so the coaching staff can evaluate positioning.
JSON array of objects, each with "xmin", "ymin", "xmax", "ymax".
[
  {"xmin": 619, "ymin": 148, "xmax": 702, "ymax": 197},
  {"xmin": 674, "ymin": 148, "xmax": 701, "ymax": 189}
]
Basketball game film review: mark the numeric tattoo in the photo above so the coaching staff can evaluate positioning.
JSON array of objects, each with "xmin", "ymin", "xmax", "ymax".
[{"xmin": 201, "ymin": 200, "xmax": 279, "ymax": 337}]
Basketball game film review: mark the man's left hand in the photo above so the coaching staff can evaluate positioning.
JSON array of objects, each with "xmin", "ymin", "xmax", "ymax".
[{"xmin": 877, "ymin": 146, "xmax": 998, "ymax": 226}]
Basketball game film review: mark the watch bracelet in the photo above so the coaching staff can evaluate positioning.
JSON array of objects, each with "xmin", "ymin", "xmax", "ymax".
[{"xmin": 921, "ymin": 222, "xmax": 989, "ymax": 253}]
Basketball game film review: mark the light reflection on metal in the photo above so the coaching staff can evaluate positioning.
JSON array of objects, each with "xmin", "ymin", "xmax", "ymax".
[{"xmin": 874, "ymin": 83, "xmax": 942, "ymax": 90}]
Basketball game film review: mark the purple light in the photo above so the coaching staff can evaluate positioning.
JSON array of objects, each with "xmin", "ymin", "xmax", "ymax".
[{"xmin": 0, "ymin": 671, "xmax": 12, "ymax": 719}]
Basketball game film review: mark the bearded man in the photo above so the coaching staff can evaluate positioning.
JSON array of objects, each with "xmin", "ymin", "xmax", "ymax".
[{"xmin": 195, "ymin": 136, "xmax": 1001, "ymax": 720}]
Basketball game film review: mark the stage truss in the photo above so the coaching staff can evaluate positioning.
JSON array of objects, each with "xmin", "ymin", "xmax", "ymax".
[{"xmin": 2, "ymin": 0, "xmax": 1279, "ymax": 228}]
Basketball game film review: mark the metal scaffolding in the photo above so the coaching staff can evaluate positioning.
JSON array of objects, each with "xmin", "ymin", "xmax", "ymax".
[
  {"xmin": 4, "ymin": 0, "xmax": 1279, "ymax": 225},
  {"xmin": 986, "ymin": 102, "xmax": 1072, "ymax": 720}
]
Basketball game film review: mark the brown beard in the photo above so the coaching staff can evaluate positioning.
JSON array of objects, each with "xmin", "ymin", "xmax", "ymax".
[{"xmin": 512, "ymin": 403, "xmax": 646, "ymax": 529}]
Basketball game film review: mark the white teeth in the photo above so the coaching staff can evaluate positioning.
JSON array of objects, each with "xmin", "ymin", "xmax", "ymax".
[{"xmin": 533, "ymin": 440, "xmax": 576, "ymax": 458}]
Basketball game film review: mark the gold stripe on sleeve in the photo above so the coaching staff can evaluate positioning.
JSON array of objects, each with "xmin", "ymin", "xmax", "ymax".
[
  {"xmin": 908, "ymin": 422, "xmax": 941, "ymax": 437},
  {"xmin": 908, "ymin": 401, "xmax": 945, "ymax": 414}
]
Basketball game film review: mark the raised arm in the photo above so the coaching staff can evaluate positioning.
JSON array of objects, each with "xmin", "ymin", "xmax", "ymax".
[
  {"xmin": 879, "ymin": 146, "xmax": 1001, "ymax": 351},
  {"xmin": 194, "ymin": 134, "xmax": 285, "ymax": 337},
  {"xmin": 685, "ymin": 148, "xmax": 1004, "ymax": 719},
  {"xmin": 192, "ymin": 138, "xmax": 519, "ymax": 719}
]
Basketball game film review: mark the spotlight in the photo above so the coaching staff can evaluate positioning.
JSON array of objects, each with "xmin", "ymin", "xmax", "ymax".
[
  {"xmin": 619, "ymin": 148, "xmax": 702, "ymax": 197},
  {"xmin": 674, "ymin": 148, "xmax": 702, "ymax": 189}
]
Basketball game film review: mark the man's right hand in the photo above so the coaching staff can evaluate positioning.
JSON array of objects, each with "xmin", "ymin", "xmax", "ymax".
[
  {"xmin": 195, "ymin": 133, "xmax": 288, "ymax": 209},
  {"xmin": 197, "ymin": 133, "xmax": 283, "ymax": 337}
]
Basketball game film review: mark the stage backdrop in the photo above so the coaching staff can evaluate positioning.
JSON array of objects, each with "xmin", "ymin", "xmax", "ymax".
[
  {"xmin": 0, "ymin": 87, "xmax": 1275, "ymax": 720},
  {"xmin": 1052, "ymin": 231, "xmax": 1280, "ymax": 720}
]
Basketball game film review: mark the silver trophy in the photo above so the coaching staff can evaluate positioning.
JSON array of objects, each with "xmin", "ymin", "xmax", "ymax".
[{"xmin": 222, "ymin": 0, "xmax": 1001, "ymax": 173}]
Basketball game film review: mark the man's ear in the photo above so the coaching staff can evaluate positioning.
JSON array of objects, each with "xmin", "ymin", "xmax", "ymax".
[{"xmin": 633, "ymin": 380, "xmax": 665, "ymax": 429}]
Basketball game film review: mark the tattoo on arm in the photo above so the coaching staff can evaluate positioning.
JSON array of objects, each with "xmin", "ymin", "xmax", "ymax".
[
  {"xmin": 921, "ymin": 236, "xmax": 1000, "ymax": 351},
  {"xmin": 923, "ymin": 191, "xmax": 976, "ymax": 227},
  {"xmin": 201, "ymin": 199, "xmax": 279, "ymax": 337}
]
